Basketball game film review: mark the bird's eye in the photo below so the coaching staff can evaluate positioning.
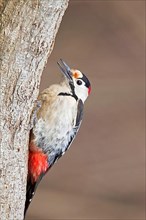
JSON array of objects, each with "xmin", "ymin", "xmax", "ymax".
[{"xmin": 77, "ymin": 80, "xmax": 82, "ymax": 85}]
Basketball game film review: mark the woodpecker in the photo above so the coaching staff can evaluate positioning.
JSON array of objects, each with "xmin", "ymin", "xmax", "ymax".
[{"xmin": 24, "ymin": 59, "xmax": 91, "ymax": 216}]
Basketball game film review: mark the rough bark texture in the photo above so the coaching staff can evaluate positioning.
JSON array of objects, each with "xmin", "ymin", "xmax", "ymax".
[{"xmin": 0, "ymin": 0, "xmax": 69, "ymax": 219}]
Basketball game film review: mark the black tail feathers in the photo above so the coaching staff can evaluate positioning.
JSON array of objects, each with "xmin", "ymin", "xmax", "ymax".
[
  {"xmin": 24, "ymin": 180, "xmax": 37, "ymax": 218},
  {"xmin": 24, "ymin": 173, "xmax": 45, "ymax": 218}
]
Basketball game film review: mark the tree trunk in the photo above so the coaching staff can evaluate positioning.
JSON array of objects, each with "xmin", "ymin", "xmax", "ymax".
[{"xmin": 0, "ymin": 0, "xmax": 69, "ymax": 219}]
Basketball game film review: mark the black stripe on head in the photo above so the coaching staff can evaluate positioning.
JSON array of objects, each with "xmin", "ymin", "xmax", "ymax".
[{"xmin": 80, "ymin": 73, "xmax": 91, "ymax": 88}]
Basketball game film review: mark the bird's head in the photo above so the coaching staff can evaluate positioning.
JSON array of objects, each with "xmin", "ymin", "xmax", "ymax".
[{"xmin": 57, "ymin": 59, "xmax": 91, "ymax": 102}]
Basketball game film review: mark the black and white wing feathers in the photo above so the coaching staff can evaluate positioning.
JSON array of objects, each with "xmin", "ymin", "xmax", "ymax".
[{"xmin": 75, "ymin": 99, "xmax": 84, "ymax": 127}]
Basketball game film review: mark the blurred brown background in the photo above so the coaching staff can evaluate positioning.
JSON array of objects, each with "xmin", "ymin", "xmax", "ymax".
[{"xmin": 26, "ymin": 0, "xmax": 145, "ymax": 219}]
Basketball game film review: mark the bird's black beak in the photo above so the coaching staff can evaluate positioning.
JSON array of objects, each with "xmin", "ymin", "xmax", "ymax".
[{"xmin": 57, "ymin": 59, "xmax": 73, "ymax": 84}]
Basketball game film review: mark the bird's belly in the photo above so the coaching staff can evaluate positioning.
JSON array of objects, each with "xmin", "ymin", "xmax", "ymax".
[{"xmin": 33, "ymin": 100, "xmax": 76, "ymax": 154}]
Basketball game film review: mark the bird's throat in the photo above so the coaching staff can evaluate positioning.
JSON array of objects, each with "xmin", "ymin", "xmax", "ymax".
[{"xmin": 58, "ymin": 92, "xmax": 78, "ymax": 101}]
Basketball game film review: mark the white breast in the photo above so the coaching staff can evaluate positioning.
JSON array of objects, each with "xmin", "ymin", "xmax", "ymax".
[{"xmin": 33, "ymin": 96, "xmax": 77, "ymax": 154}]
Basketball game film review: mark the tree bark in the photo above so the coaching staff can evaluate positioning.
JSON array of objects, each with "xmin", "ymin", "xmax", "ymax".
[{"xmin": 0, "ymin": 0, "xmax": 69, "ymax": 219}]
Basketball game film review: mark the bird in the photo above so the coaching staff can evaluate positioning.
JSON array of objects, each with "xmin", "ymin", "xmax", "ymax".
[{"xmin": 24, "ymin": 59, "xmax": 91, "ymax": 217}]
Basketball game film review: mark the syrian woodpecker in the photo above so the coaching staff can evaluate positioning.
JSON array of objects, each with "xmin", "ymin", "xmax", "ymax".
[{"xmin": 24, "ymin": 59, "xmax": 91, "ymax": 216}]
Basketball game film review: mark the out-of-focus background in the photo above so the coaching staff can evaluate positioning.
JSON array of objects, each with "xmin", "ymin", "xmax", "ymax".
[{"xmin": 26, "ymin": 1, "xmax": 145, "ymax": 219}]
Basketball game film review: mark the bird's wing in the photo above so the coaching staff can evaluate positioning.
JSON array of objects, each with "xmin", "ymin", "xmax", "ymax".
[
  {"xmin": 75, "ymin": 98, "xmax": 84, "ymax": 127},
  {"xmin": 71, "ymin": 98, "xmax": 84, "ymax": 145},
  {"xmin": 47, "ymin": 99, "xmax": 84, "ymax": 167}
]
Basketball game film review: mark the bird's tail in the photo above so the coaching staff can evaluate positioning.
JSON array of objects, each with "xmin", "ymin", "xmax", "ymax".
[
  {"xmin": 24, "ymin": 180, "xmax": 37, "ymax": 217},
  {"xmin": 24, "ymin": 174, "xmax": 44, "ymax": 218}
]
